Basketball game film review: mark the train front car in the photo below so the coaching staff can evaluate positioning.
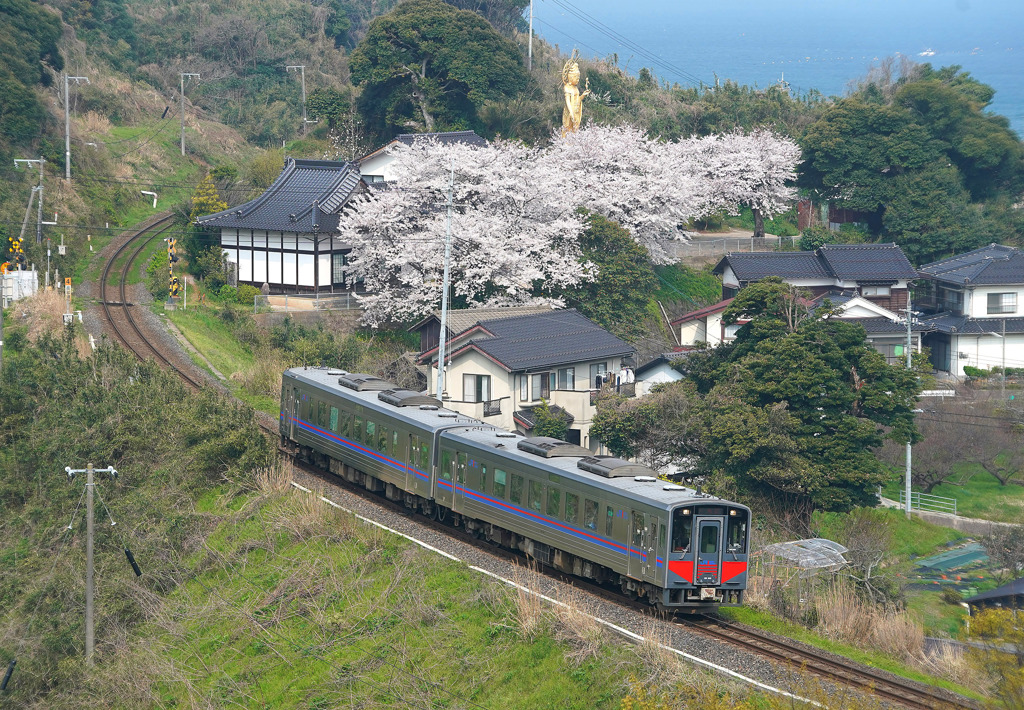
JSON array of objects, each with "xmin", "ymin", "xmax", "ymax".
[{"xmin": 664, "ymin": 500, "xmax": 750, "ymax": 608}]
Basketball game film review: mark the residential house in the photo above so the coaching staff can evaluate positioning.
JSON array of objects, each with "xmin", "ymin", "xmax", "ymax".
[
  {"xmin": 634, "ymin": 353, "xmax": 688, "ymax": 396},
  {"xmin": 673, "ymin": 291, "xmax": 924, "ymax": 362},
  {"xmin": 917, "ymin": 244, "xmax": 1024, "ymax": 376},
  {"xmin": 412, "ymin": 308, "xmax": 635, "ymax": 450},
  {"xmin": 358, "ymin": 130, "xmax": 487, "ymax": 183},
  {"xmin": 714, "ymin": 243, "xmax": 918, "ymax": 313},
  {"xmin": 196, "ymin": 158, "xmax": 362, "ymax": 293}
]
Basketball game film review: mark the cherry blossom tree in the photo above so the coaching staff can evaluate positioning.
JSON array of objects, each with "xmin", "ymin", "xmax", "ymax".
[
  {"xmin": 341, "ymin": 138, "xmax": 591, "ymax": 326},
  {"xmin": 707, "ymin": 128, "xmax": 801, "ymax": 240}
]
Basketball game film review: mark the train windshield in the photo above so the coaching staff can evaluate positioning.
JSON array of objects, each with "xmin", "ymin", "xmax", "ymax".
[
  {"xmin": 670, "ymin": 508, "xmax": 692, "ymax": 554},
  {"xmin": 727, "ymin": 510, "xmax": 748, "ymax": 554}
]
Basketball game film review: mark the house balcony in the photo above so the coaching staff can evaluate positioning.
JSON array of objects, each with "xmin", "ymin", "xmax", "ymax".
[{"xmin": 442, "ymin": 397, "xmax": 507, "ymax": 420}]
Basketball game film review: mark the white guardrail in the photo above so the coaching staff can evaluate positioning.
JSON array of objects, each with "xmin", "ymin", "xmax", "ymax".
[
  {"xmin": 255, "ymin": 293, "xmax": 366, "ymax": 313},
  {"xmin": 899, "ymin": 491, "xmax": 958, "ymax": 516}
]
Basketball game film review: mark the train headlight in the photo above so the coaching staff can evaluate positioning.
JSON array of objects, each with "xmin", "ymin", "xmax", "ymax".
[
  {"xmin": 682, "ymin": 508, "xmax": 690, "ymax": 515},
  {"xmin": 729, "ymin": 509, "xmax": 737, "ymax": 516}
]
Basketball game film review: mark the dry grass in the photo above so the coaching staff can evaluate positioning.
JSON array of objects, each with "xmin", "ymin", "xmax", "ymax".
[
  {"xmin": 816, "ymin": 584, "xmax": 925, "ymax": 659},
  {"xmin": 233, "ymin": 347, "xmax": 288, "ymax": 398},
  {"xmin": 80, "ymin": 110, "xmax": 112, "ymax": 134},
  {"xmin": 508, "ymin": 564, "xmax": 549, "ymax": 640},
  {"xmin": 272, "ymin": 487, "xmax": 356, "ymax": 543},
  {"xmin": 252, "ymin": 460, "xmax": 292, "ymax": 495},
  {"xmin": 550, "ymin": 586, "xmax": 606, "ymax": 665}
]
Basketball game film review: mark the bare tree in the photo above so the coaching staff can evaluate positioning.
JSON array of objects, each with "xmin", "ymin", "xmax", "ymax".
[
  {"xmin": 878, "ymin": 397, "xmax": 975, "ymax": 493},
  {"xmin": 981, "ymin": 526, "xmax": 1024, "ymax": 584}
]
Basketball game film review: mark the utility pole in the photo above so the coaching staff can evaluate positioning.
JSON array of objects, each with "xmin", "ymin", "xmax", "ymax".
[
  {"xmin": 14, "ymin": 158, "xmax": 45, "ymax": 243},
  {"xmin": 435, "ymin": 160, "xmax": 454, "ymax": 401},
  {"xmin": 1002, "ymin": 318, "xmax": 1007, "ymax": 400},
  {"xmin": 180, "ymin": 73, "xmax": 200, "ymax": 156},
  {"xmin": 528, "ymin": 0, "xmax": 534, "ymax": 72},
  {"xmin": 64, "ymin": 75, "xmax": 90, "ymax": 182},
  {"xmin": 903, "ymin": 295, "xmax": 914, "ymax": 519},
  {"xmin": 65, "ymin": 463, "xmax": 118, "ymax": 666},
  {"xmin": 286, "ymin": 65, "xmax": 318, "ymax": 135}
]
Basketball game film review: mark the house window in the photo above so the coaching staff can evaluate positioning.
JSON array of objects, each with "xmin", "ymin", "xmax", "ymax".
[
  {"xmin": 529, "ymin": 373, "xmax": 550, "ymax": 401},
  {"xmin": 332, "ymin": 252, "xmax": 348, "ymax": 285},
  {"xmin": 520, "ymin": 376, "xmax": 528, "ymax": 401},
  {"xmin": 557, "ymin": 367, "xmax": 575, "ymax": 391},
  {"xmin": 589, "ymin": 363, "xmax": 607, "ymax": 388},
  {"xmin": 463, "ymin": 374, "xmax": 491, "ymax": 403},
  {"xmin": 988, "ymin": 292, "xmax": 1017, "ymax": 315},
  {"xmin": 724, "ymin": 324, "xmax": 742, "ymax": 340},
  {"xmin": 861, "ymin": 285, "xmax": 891, "ymax": 297}
]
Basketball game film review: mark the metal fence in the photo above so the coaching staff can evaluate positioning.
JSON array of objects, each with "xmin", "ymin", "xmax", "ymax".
[
  {"xmin": 254, "ymin": 292, "xmax": 366, "ymax": 313},
  {"xmin": 668, "ymin": 235, "xmax": 801, "ymax": 259},
  {"xmin": 899, "ymin": 491, "xmax": 958, "ymax": 516}
]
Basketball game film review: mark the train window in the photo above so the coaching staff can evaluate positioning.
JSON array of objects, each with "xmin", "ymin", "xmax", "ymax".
[
  {"xmin": 420, "ymin": 442, "xmax": 430, "ymax": 471},
  {"xmin": 494, "ymin": 469, "xmax": 507, "ymax": 498},
  {"xmin": 377, "ymin": 425, "xmax": 388, "ymax": 453},
  {"xmin": 366, "ymin": 420, "xmax": 375, "ymax": 444},
  {"xmin": 457, "ymin": 452, "xmax": 467, "ymax": 484},
  {"xmin": 409, "ymin": 435, "xmax": 418, "ymax": 464},
  {"xmin": 727, "ymin": 511, "xmax": 748, "ymax": 554},
  {"xmin": 546, "ymin": 487, "xmax": 561, "ymax": 517},
  {"xmin": 583, "ymin": 499, "xmax": 598, "ymax": 531},
  {"xmin": 342, "ymin": 413, "xmax": 352, "ymax": 438},
  {"xmin": 353, "ymin": 416, "xmax": 362, "ymax": 442},
  {"xmin": 605, "ymin": 506, "xmax": 615, "ymax": 536},
  {"xmin": 528, "ymin": 480, "xmax": 543, "ymax": 512},
  {"xmin": 631, "ymin": 512, "xmax": 644, "ymax": 547},
  {"xmin": 510, "ymin": 474, "xmax": 523, "ymax": 504},
  {"xmin": 479, "ymin": 464, "xmax": 487, "ymax": 491},
  {"xmin": 329, "ymin": 406, "xmax": 339, "ymax": 433},
  {"xmin": 441, "ymin": 451, "xmax": 453, "ymax": 481},
  {"xmin": 564, "ymin": 493, "xmax": 578, "ymax": 523},
  {"xmin": 317, "ymin": 401, "xmax": 327, "ymax": 427},
  {"xmin": 700, "ymin": 525, "xmax": 719, "ymax": 555},
  {"xmin": 392, "ymin": 430, "xmax": 399, "ymax": 456},
  {"xmin": 659, "ymin": 521, "xmax": 667, "ymax": 551},
  {"xmin": 672, "ymin": 509, "xmax": 692, "ymax": 553}
]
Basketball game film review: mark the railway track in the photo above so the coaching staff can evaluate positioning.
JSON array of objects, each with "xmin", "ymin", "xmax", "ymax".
[
  {"xmin": 676, "ymin": 615, "xmax": 977, "ymax": 710},
  {"xmin": 97, "ymin": 216, "xmax": 204, "ymax": 391},
  {"xmin": 96, "ymin": 218, "xmax": 978, "ymax": 710},
  {"xmin": 281, "ymin": 451, "xmax": 978, "ymax": 710}
]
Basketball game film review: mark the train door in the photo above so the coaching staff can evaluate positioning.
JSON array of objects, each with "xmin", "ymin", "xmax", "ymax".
[
  {"xmin": 628, "ymin": 511, "xmax": 653, "ymax": 579},
  {"xmin": 286, "ymin": 386, "xmax": 299, "ymax": 440},
  {"xmin": 695, "ymin": 516, "xmax": 724, "ymax": 586},
  {"xmin": 452, "ymin": 452, "xmax": 467, "ymax": 513}
]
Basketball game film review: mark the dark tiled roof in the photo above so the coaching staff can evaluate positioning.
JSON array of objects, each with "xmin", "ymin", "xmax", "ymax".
[
  {"xmin": 671, "ymin": 298, "xmax": 733, "ymax": 326},
  {"xmin": 715, "ymin": 243, "xmax": 916, "ymax": 283},
  {"xmin": 841, "ymin": 317, "xmax": 930, "ymax": 334},
  {"xmin": 409, "ymin": 306, "xmax": 555, "ymax": 337},
  {"xmin": 461, "ymin": 310, "xmax": 633, "ymax": 372},
  {"xmin": 395, "ymin": 130, "xmax": 486, "ymax": 148},
  {"xmin": 196, "ymin": 159, "xmax": 361, "ymax": 234},
  {"xmin": 919, "ymin": 244, "xmax": 1024, "ymax": 286},
  {"xmin": 819, "ymin": 243, "xmax": 918, "ymax": 281},
  {"xmin": 714, "ymin": 252, "xmax": 830, "ymax": 281},
  {"xmin": 919, "ymin": 313, "xmax": 1024, "ymax": 335},
  {"xmin": 513, "ymin": 405, "xmax": 574, "ymax": 430}
]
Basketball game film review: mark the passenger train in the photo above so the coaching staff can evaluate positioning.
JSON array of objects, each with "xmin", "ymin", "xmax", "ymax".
[{"xmin": 280, "ymin": 367, "xmax": 750, "ymax": 609}]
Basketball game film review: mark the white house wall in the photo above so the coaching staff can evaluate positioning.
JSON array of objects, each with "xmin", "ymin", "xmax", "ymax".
[
  {"xmin": 964, "ymin": 285, "xmax": 1023, "ymax": 319},
  {"xmin": 359, "ymin": 152, "xmax": 396, "ymax": 182},
  {"xmin": 221, "ymin": 228, "xmax": 346, "ymax": 289},
  {"xmin": 951, "ymin": 333, "xmax": 1024, "ymax": 376}
]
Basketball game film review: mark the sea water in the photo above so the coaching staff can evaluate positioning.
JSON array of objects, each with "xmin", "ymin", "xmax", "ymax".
[{"xmin": 535, "ymin": 0, "xmax": 1023, "ymax": 135}]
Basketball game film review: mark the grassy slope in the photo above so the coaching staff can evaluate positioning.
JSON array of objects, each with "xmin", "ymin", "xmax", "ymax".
[
  {"xmin": 129, "ymin": 484, "xmax": 641, "ymax": 709},
  {"xmin": 882, "ymin": 466, "xmax": 1024, "ymax": 524}
]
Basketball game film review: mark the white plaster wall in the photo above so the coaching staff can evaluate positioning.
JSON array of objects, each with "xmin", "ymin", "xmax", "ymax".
[
  {"xmin": 953, "ymin": 333, "xmax": 1024, "ymax": 376},
  {"xmin": 359, "ymin": 152, "xmax": 396, "ymax": 181},
  {"xmin": 966, "ymin": 286, "xmax": 1022, "ymax": 319}
]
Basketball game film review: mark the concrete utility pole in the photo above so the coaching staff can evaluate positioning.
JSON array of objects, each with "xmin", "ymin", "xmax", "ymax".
[
  {"xmin": 286, "ymin": 65, "xmax": 318, "ymax": 135},
  {"xmin": 903, "ymin": 296, "xmax": 914, "ymax": 519},
  {"xmin": 180, "ymin": 73, "xmax": 200, "ymax": 156},
  {"xmin": 64, "ymin": 75, "xmax": 90, "ymax": 181},
  {"xmin": 14, "ymin": 158, "xmax": 45, "ymax": 243},
  {"xmin": 65, "ymin": 463, "xmax": 118, "ymax": 666},
  {"xmin": 435, "ymin": 160, "xmax": 454, "ymax": 401},
  {"xmin": 528, "ymin": 0, "xmax": 534, "ymax": 71}
]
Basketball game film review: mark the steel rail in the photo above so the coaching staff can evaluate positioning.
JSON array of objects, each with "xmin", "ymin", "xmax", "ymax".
[{"xmin": 98, "ymin": 215, "xmax": 203, "ymax": 390}]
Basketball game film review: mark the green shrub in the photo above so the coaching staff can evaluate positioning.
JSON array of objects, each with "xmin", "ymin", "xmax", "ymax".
[
  {"xmin": 218, "ymin": 285, "xmax": 238, "ymax": 302},
  {"xmin": 963, "ymin": 366, "xmax": 989, "ymax": 379},
  {"xmin": 236, "ymin": 284, "xmax": 261, "ymax": 305}
]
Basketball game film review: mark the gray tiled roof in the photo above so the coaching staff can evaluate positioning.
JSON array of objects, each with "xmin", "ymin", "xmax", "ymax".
[
  {"xmin": 411, "ymin": 305, "xmax": 556, "ymax": 338},
  {"xmin": 395, "ymin": 130, "xmax": 486, "ymax": 148},
  {"xmin": 461, "ymin": 309, "xmax": 633, "ymax": 372},
  {"xmin": 919, "ymin": 244, "xmax": 1024, "ymax": 286},
  {"xmin": 819, "ymin": 244, "xmax": 918, "ymax": 281},
  {"xmin": 715, "ymin": 252, "xmax": 830, "ymax": 280},
  {"xmin": 715, "ymin": 243, "xmax": 916, "ymax": 283},
  {"xmin": 965, "ymin": 576, "xmax": 1024, "ymax": 604},
  {"xmin": 195, "ymin": 159, "xmax": 361, "ymax": 234},
  {"xmin": 513, "ymin": 404, "xmax": 574, "ymax": 429},
  {"xmin": 841, "ymin": 317, "xmax": 930, "ymax": 334},
  {"xmin": 920, "ymin": 312, "xmax": 1024, "ymax": 335}
]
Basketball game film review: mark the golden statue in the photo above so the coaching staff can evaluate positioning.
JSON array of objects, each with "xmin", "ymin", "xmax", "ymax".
[{"xmin": 561, "ymin": 50, "xmax": 590, "ymax": 135}]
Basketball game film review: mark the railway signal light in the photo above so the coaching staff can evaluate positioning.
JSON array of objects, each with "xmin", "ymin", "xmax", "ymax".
[{"xmin": 167, "ymin": 238, "xmax": 178, "ymax": 264}]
